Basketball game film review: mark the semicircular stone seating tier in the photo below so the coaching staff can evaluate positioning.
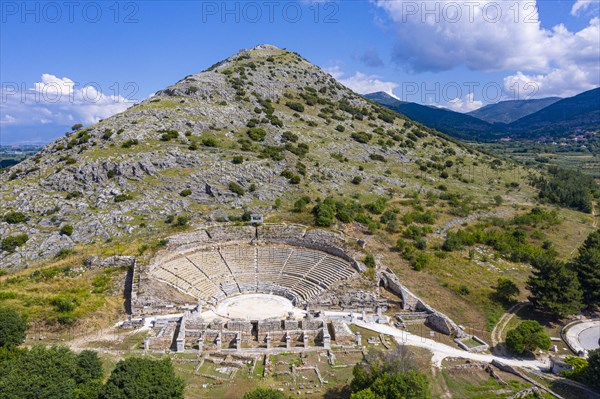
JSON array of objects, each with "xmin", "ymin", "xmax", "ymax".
[{"xmin": 150, "ymin": 245, "xmax": 356, "ymax": 305}]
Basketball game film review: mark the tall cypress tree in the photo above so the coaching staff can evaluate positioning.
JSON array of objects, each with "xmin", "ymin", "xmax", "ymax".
[
  {"xmin": 571, "ymin": 230, "xmax": 600, "ymax": 307},
  {"xmin": 527, "ymin": 255, "xmax": 584, "ymax": 318}
]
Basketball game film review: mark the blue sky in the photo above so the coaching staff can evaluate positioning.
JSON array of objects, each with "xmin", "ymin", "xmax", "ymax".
[{"xmin": 1, "ymin": 0, "xmax": 599, "ymax": 144}]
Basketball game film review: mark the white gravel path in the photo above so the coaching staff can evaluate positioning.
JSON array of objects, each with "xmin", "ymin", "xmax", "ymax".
[{"xmin": 353, "ymin": 320, "xmax": 549, "ymax": 370}]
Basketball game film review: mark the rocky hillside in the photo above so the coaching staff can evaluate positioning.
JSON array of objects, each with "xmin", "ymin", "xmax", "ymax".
[{"xmin": 0, "ymin": 44, "xmax": 523, "ymax": 270}]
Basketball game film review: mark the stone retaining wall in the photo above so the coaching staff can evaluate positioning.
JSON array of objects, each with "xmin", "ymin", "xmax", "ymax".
[{"xmin": 380, "ymin": 269, "xmax": 466, "ymax": 338}]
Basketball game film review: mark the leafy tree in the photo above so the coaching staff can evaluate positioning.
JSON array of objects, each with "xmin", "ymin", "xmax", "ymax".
[
  {"xmin": 101, "ymin": 358, "xmax": 184, "ymax": 399},
  {"xmin": 313, "ymin": 201, "xmax": 336, "ymax": 227},
  {"xmin": 570, "ymin": 229, "xmax": 600, "ymax": 307},
  {"xmin": 505, "ymin": 320, "xmax": 550, "ymax": 354},
  {"xmin": 242, "ymin": 388, "xmax": 286, "ymax": 399},
  {"xmin": 560, "ymin": 356, "xmax": 589, "ymax": 381},
  {"xmin": 350, "ymin": 346, "xmax": 429, "ymax": 399},
  {"xmin": 494, "ymin": 278, "xmax": 520, "ymax": 302},
  {"xmin": 526, "ymin": 256, "xmax": 583, "ymax": 318},
  {"xmin": 71, "ymin": 123, "xmax": 83, "ymax": 131},
  {"xmin": 0, "ymin": 307, "xmax": 27, "ymax": 348},
  {"xmin": 587, "ymin": 349, "xmax": 600, "ymax": 388},
  {"xmin": 0, "ymin": 346, "xmax": 103, "ymax": 399}
]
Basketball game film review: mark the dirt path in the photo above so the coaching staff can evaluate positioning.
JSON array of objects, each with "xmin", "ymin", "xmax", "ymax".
[
  {"xmin": 69, "ymin": 324, "xmax": 147, "ymax": 352},
  {"xmin": 490, "ymin": 302, "xmax": 530, "ymax": 349},
  {"xmin": 354, "ymin": 320, "xmax": 548, "ymax": 370},
  {"xmin": 432, "ymin": 208, "xmax": 510, "ymax": 238}
]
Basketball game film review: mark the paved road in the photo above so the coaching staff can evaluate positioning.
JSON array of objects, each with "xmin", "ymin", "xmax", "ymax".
[{"xmin": 353, "ymin": 320, "xmax": 549, "ymax": 370}]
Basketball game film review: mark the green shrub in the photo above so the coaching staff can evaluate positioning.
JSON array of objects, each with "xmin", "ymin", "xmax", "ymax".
[
  {"xmin": 60, "ymin": 225, "xmax": 74, "ymax": 236},
  {"xmin": 50, "ymin": 296, "xmax": 78, "ymax": 313},
  {"xmin": 179, "ymin": 189, "xmax": 192, "ymax": 197},
  {"xmin": 107, "ymin": 170, "xmax": 116, "ymax": 179},
  {"xmin": 242, "ymin": 388, "xmax": 286, "ymax": 399},
  {"xmin": 313, "ymin": 201, "xmax": 336, "ymax": 227},
  {"xmin": 3, "ymin": 211, "xmax": 27, "ymax": 224},
  {"xmin": 1, "ymin": 234, "xmax": 29, "ymax": 253},
  {"xmin": 365, "ymin": 197, "xmax": 387, "ymax": 214},
  {"xmin": 505, "ymin": 320, "xmax": 550, "ymax": 354},
  {"xmin": 247, "ymin": 127, "xmax": 267, "ymax": 141},
  {"xmin": 281, "ymin": 169, "xmax": 301, "ymax": 184},
  {"xmin": 363, "ymin": 254, "xmax": 376, "ymax": 268},
  {"xmin": 65, "ymin": 191, "xmax": 82, "ymax": 200},
  {"xmin": 0, "ymin": 307, "xmax": 27, "ymax": 348},
  {"xmin": 232, "ymin": 155, "xmax": 244, "ymax": 164},
  {"xmin": 351, "ymin": 176, "xmax": 362, "ymax": 185},
  {"xmin": 351, "ymin": 132, "xmax": 372, "ymax": 144},
  {"xmin": 369, "ymin": 154, "xmax": 386, "ymax": 162},
  {"xmin": 286, "ymin": 101, "xmax": 305, "ymax": 112},
  {"xmin": 281, "ymin": 131, "xmax": 298, "ymax": 143},
  {"xmin": 229, "ymin": 182, "xmax": 245, "ymax": 196},
  {"xmin": 201, "ymin": 137, "xmax": 218, "ymax": 147},
  {"xmin": 175, "ymin": 216, "xmax": 189, "ymax": 227},
  {"xmin": 159, "ymin": 129, "xmax": 179, "ymax": 141},
  {"xmin": 335, "ymin": 125, "xmax": 345, "ymax": 132},
  {"xmin": 495, "ymin": 278, "xmax": 520, "ymax": 302},
  {"xmin": 101, "ymin": 358, "xmax": 184, "ymax": 399},
  {"xmin": 121, "ymin": 139, "xmax": 139, "ymax": 148},
  {"xmin": 293, "ymin": 196, "xmax": 311, "ymax": 212},
  {"xmin": 114, "ymin": 193, "xmax": 133, "ymax": 202}
]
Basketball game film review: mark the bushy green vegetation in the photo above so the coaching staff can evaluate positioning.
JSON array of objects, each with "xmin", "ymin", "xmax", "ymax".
[
  {"xmin": 1, "ymin": 234, "xmax": 29, "ymax": 253},
  {"xmin": 66, "ymin": 191, "xmax": 83, "ymax": 200},
  {"xmin": 442, "ymin": 209, "xmax": 559, "ymax": 263},
  {"xmin": 286, "ymin": 101, "xmax": 304, "ymax": 112},
  {"xmin": 527, "ymin": 255, "xmax": 583, "ymax": 318},
  {"xmin": 0, "ymin": 346, "xmax": 103, "ymax": 399},
  {"xmin": 351, "ymin": 132, "xmax": 372, "ymax": 144},
  {"xmin": 569, "ymin": 229, "xmax": 600, "ymax": 307},
  {"xmin": 494, "ymin": 278, "xmax": 519, "ymax": 302},
  {"xmin": 3, "ymin": 212, "xmax": 27, "ymax": 224},
  {"xmin": 505, "ymin": 320, "xmax": 550, "ymax": 354},
  {"xmin": 114, "ymin": 194, "xmax": 134, "ymax": 203},
  {"xmin": 0, "ymin": 307, "xmax": 27, "ymax": 348},
  {"xmin": 101, "ymin": 357, "xmax": 184, "ymax": 399},
  {"xmin": 229, "ymin": 182, "xmax": 245, "ymax": 196},
  {"xmin": 121, "ymin": 139, "xmax": 139, "ymax": 148},
  {"xmin": 350, "ymin": 347, "xmax": 430, "ymax": 399},
  {"xmin": 531, "ymin": 167, "xmax": 598, "ymax": 213},
  {"xmin": 179, "ymin": 189, "xmax": 192, "ymax": 197},
  {"xmin": 60, "ymin": 225, "xmax": 74, "ymax": 236},
  {"xmin": 159, "ymin": 129, "xmax": 179, "ymax": 141},
  {"xmin": 242, "ymin": 388, "xmax": 286, "ymax": 399},
  {"xmin": 247, "ymin": 128, "xmax": 267, "ymax": 141}
]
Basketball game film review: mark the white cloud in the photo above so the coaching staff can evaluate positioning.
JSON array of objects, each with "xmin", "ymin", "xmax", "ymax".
[
  {"xmin": 373, "ymin": 0, "xmax": 600, "ymax": 98},
  {"xmin": 442, "ymin": 93, "xmax": 483, "ymax": 113},
  {"xmin": 2, "ymin": 114, "xmax": 16, "ymax": 124},
  {"xmin": 331, "ymin": 70, "xmax": 399, "ymax": 95},
  {"xmin": 0, "ymin": 74, "xmax": 133, "ymax": 129},
  {"xmin": 324, "ymin": 65, "xmax": 344, "ymax": 79},
  {"xmin": 571, "ymin": 0, "xmax": 597, "ymax": 16}
]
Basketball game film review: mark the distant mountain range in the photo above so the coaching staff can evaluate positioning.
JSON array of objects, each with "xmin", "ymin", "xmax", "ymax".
[
  {"xmin": 467, "ymin": 97, "xmax": 562, "ymax": 124},
  {"xmin": 363, "ymin": 92, "xmax": 495, "ymax": 141},
  {"xmin": 366, "ymin": 87, "xmax": 600, "ymax": 141}
]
